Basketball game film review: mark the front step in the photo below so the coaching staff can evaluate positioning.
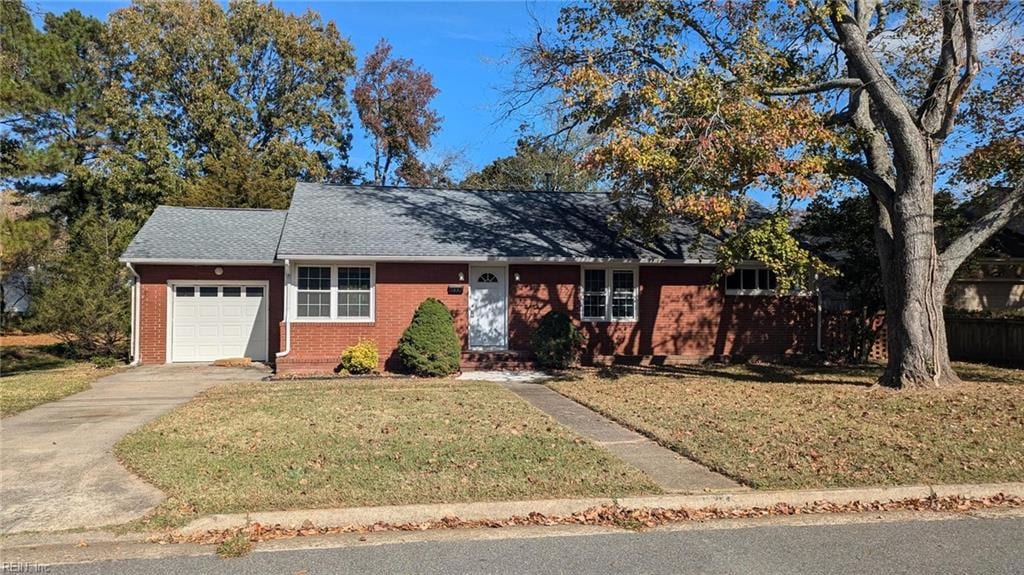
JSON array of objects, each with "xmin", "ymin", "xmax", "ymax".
[{"xmin": 460, "ymin": 350, "xmax": 536, "ymax": 370}]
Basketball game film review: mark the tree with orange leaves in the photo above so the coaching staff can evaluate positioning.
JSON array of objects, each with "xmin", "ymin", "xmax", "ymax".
[
  {"xmin": 354, "ymin": 39, "xmax": 442, "ymax": 186},
  {"xmin": 519, "ymin": 0, "xmax": 1023, "ymax": 389}
]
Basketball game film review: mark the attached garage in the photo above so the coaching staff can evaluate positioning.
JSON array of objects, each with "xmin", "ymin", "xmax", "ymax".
[
  {"xmin": 122, "ymin": 205, "xmax": 288, "ymax": 365},
  {"xmin": 169, "ymin": 282, "xmax": 269, "ymax": 362}
]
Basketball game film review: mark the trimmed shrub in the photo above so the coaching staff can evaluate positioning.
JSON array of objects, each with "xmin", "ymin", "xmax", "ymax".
[
  {"xmin": 340, "ymin": 340, "xmax": 379, "ymax": 374},
  {"xmin": 90, "ymin": 355, "xmax": 119, "ymax": 369},
  {"xmin": 397, "ymin": 298, "xmax": 461, "ymax": 376},
  {"xmin": 532, "ymin": 311, "xmax": 586, "ymax": 369}
]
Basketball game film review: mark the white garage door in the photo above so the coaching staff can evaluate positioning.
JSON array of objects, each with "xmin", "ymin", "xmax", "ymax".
[{"xmin": 170, "ymin": 284, "xmax": 268, "ymax": 362}]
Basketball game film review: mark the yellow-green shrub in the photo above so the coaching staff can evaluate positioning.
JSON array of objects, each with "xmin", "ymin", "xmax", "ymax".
[{"xmin": 340, "ymin": 340, "xmax": 378, "ymax": 374}]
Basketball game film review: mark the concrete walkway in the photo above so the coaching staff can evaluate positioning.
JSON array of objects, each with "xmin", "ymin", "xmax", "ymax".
[
  {"xmin": 501, "ymin": 381, "xmax": 743, "ymax": 493},
  {"xmin": 0, "ymin": 363, "xmax": 268, "ymax": 534},
  {"xmin": 458, "ymin": 370, "xmax": 552, "ymax": 383}
]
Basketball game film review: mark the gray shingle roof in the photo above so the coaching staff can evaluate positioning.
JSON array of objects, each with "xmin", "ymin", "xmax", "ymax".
[
  {"xmin": 121, "ymin": 206, "xmax": 287, "ymax": 263},
  {"xmin": 275, "ymin": 183, "xmax": 719, "ymax": 261}
]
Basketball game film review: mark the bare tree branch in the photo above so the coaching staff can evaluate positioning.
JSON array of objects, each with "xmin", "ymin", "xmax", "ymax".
[
  {"xmin": 936, "ymin": 0, "xmax": 978, "ymax": 139},
  {"xmin": 844, "ymin": 159, "xmax": 895, "ymax": 206},
  {"xmin": 831, "ymin": 4, "xmax": 928, "ymax": 169},
  {"xmin": 823, "ymin": 109, "xmax": 854, "ymax": 127},
  {"xmin": 938, "ymin": 183, "xmax": 1024, "ymax": 281},
  {"xmin": 845, "ymin": 46, "xmax": 898, "ymax": 211},
  {"xmin": 765, "ymin": 77, "xmax": 864, "ymax": 96},
  {"xmin": 672, "ymin": 8, "xmax": 734, "ymax": 70},
  {"xmin": 800, "ymin": 0, "xmax": 841, "ymax": 43},
  {"xmin": 627, "ymin": 47, "xmax": 679, "ymax": 81},
  {"xmin": 917, "ymin": 0, "xmax": 978, "ymax": 139},
  {"xmin": 867, "ymin": 1, "xmax": 889, "ymax": 40}
]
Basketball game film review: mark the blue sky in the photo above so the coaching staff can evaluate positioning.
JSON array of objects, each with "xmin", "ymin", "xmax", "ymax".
[{"xmin": 29, "ymin": 1, "xmax": 564, "ymax": 180}]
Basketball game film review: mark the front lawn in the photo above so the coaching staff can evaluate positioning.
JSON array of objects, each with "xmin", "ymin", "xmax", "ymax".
[
  {"xmin": 1, "ymin": 343, "xmax": 114, "ymax": 417},
  {"xmin": 549, "ymin": 362, "xmax": 1024, "ymax": 490},
  {"xmin": 116, "ymin": 378, "xmax": 658, "ymax": 527}
]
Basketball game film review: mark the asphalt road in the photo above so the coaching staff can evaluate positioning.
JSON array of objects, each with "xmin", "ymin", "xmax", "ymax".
[{"xmin": 37, "ymin": 516, "xmax": 1024, "ymax": 575}]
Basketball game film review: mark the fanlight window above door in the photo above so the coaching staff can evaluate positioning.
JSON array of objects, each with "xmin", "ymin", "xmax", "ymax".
[{"xmin": 477, "ymin": 272, "xmax": 499, "ymax": 283}]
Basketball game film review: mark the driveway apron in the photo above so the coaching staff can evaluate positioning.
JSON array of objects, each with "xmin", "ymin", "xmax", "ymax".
[{"xmin": 0, "ymin": 364, "xmax": 266, "ymax": 534}]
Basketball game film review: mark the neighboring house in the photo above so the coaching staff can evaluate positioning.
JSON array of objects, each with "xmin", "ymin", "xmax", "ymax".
[
  {"xmin": 1, "ymin": 189, "xmax": 43, "ymax": 321},
  {"xmin": 945, "ymin": 220, "xmax": 1024, "ymax": 312},
  {"xmin": 120, "ymin": 183, "xmax": 821, "ymax": 374},
  {"xmin": 1, "ymin": 272, "xmax": 30, "ymax": 316}
]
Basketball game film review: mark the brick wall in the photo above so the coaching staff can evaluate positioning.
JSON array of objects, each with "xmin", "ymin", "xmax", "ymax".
[
  {"xmin": 507, "ymin": 264, "xmax": 579, "ymax": 350},
  {"xmin": 277, "ymin": 263, "xmax": 469, "ymax": 374},
  {"xmin": 508, "ymin": 265, "xmax": 818, "ymax": 363},
  {"xmin": 136, "ymin": 264, "xmax": 284, "ymax": 364},
  {"xmin": 140, "ymin": 261, "xmax": 818, "ymax": 372}
]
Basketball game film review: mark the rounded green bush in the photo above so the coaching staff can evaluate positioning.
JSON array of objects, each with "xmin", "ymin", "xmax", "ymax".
[
  {"xmin": 397, "ymin": 298, "xmax": 461, "ymax": 376},
  {"xmin": 339, "ymin": 340, "xmax": 379, "ymax": 374},
  {"xmin": 531, "ymin": 311, "xmax": 585, "ymax": 369}
]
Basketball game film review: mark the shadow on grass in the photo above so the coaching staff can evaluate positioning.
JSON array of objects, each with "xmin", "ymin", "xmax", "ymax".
[
  {"xmin": 588, "ymin": 361, "xmax": 881, "ymax": 387},
  {"xmin": 1, "ymin": 344, "xmax": 75, "ymax": 376}
]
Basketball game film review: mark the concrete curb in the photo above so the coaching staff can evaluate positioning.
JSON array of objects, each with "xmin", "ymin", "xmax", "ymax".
[
  {"xmin": 184, "ymin": 497, "xmax": 616, "ymax": 534},
  {"xmin": 615, "ymin": 482, "xmax": 1024, "ymax": 511},
  {"xmin": 179, "ymin": 482, "xmax": 1024, "ymax": 535}
]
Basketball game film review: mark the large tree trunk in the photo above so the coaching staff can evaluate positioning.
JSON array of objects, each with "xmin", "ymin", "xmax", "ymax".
[
  {"xmin": 877, "ymin": 170, "xmax": 960, "ymax": 389},
  {"xmin": 880, "ymin": 273, "xmax": 959, "ymax": 389}
]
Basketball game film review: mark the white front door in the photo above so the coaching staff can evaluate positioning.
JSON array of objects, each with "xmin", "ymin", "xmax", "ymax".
[
  {"xmin": 170, "ymin": 284, "xmax": 268, "ymax": 362},
  {"xmin": 469, "ymin": 266, "xmax": 508, "ymax": 350}
]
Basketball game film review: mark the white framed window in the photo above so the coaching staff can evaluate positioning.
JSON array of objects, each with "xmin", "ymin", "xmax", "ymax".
[
  {"xmin": 293, "ymin": 264, "xmax": 375, "ymax": 322},
  {"xmin": 337, "ymin": 266, "xmax": 372, "ymax": 319},
  {"xmin": 725, "ymin": 267, "xmax": 779, "ymax": 295},
  {"xmin": 296, "ymin": 266, "xmax": 332, "ymax": 318},
  {"xmin": 581, "ymin": 267, "xmax": 638, "ymax": 322},
  {"xmin": 582, "ymin": 269, "xmax": 607, "ymax": 320}
]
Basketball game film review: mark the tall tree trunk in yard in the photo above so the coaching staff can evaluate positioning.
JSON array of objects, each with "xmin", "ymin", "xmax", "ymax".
[
  {"xmin": 523, "ymin": 0, "xmax": 1024, "ymax": 389},
  {"xmin": 834, "ymin": 0, "xmax": 985, "ymax": 388},
  {"xmin": 883, "ymin": 175, "xmax": 959, "ymax": 388}
]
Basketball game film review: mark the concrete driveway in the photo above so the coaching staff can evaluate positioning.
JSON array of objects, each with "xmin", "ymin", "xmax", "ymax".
[{"xmin": 0, "ymin": 364, "xmax": 267, "ymax": 534}]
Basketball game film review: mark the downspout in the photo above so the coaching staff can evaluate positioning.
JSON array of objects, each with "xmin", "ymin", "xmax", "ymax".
[
  {"xmin": 125, "ymin": 262, "xmax": 141, "ymax": 365},
  {"xmin": 275, "ymin": 259, "xmax": 292, "ymax": 360},
  {"xmin": 815, "ymin": 274, "xmax": 824, "ymax": 353}
]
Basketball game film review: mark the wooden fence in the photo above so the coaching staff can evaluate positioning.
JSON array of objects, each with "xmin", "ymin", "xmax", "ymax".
[
  {"xmin": 822, "ymin": 313, "xmax": 1023, "ymax": 367},
  {"xmin": 945, "ymin": 317, "xmax": 1024, "ymax": 367}
]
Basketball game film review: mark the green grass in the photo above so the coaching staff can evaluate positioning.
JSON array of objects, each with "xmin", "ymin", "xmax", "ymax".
[
  {"xmin": 116, "ymin": 378, "xmax": 659, "ymax": 528},
  {"xmin": 549, "ymin": 362, "xmax": 1024, "ymax": 490},
  {"xmin": 1, "ymin": 343, "xmax": 75, "ymax": 375},
  {"xmin": 1, "ymin": 344, "xmax": 113, "ymax": 417}
]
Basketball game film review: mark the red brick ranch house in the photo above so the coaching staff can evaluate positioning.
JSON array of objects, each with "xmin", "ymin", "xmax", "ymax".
[{"xmin": 120, "ymin": 182, "xmax": 821, "ymax": 375}]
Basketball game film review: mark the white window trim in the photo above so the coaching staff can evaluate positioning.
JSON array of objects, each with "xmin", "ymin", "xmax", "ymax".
[
  {"xmin": 580, "ymin": 266, "xmax": 639, "ymax": 322},
  {"xmin": 290, "ymin": 262, "xmax": 376, "ymax": 323},
  {"xmin": 725, "ymin": 266, "xmax": 780, "ymax": 296}
]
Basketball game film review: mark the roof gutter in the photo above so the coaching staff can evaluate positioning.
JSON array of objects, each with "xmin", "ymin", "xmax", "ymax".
[
  {"xmin": 125, "ymin": 262, "xmax": 141, "ymax": 366},
  {"xmin": 275, "ymin": 259, "xmax": 292, "ymax": 361},
  {"xmin": 274, "ymin": 254, "xmax": 726, "ymax": 265},
  {"xmin": 119, "ymin": 258, "xmax": 283, "ymax": 266}
]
